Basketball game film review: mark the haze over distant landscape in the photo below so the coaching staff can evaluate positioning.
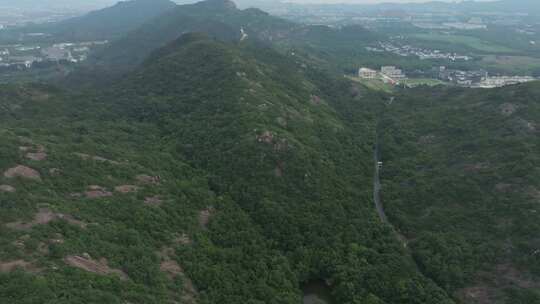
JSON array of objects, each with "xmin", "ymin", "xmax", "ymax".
[{"xmin": 0, "ymin": 0, "xmax": 500, "ymax": 8}]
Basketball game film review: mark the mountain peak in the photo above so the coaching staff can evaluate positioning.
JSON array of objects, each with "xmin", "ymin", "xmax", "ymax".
[{"xmin": 195, "ymin": 0, "xmax": 237, "ymax": 10}]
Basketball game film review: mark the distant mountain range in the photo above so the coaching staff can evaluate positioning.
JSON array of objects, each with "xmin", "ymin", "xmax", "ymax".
[
  {"xmin": 71, "ymin": 0, "xmax": 378, "ymax": 77},
  {"xmin": 235, "ymin": 0, "xmax": 540, "ymax": 15},
  {"xmin": 0, "ymin": 0, "xmax": 117, "ymax": 10},
  {"xmin": 366, "ymin": 0, "xmax": 540, "ymax": 14},
  {"xmin": 16, "ymin": 0, "xmax": 176, "ymax": 41}
]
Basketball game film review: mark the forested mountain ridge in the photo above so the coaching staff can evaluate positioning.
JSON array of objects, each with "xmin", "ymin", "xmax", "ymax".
[
  {"xmin": 86, "ymin": 0, "xmax": 380, "ymax": 79},
  {"xmin": 1, "ymin": 0, "xmax": 540, "ymax": 303},
  {"xmin": 48, "ymin": 0, "xmax": 177, "ymax": 41},
  {"xmin": 91, "ymin": 0, "xmax": 295, "ymax": 72},
  {"xmin": 0, "ymin": 32, "xmax": 455, "ymax": 303},
  {"xmin": 2, "ymin": 0, "xmax": 177, "ymax": 42},
  {"xmin": 380, "ymin": 82, "xmax": 540, "ymax": 303}
]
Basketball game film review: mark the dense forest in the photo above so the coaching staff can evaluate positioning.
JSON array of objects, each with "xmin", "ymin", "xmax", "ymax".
[
  {"xmin": 379, "ymin": 83, "xmax": 540, "ymax": 303},
  {"xmin": 0, "ymin": 0, "xmax": 539, "ymax": 303}
]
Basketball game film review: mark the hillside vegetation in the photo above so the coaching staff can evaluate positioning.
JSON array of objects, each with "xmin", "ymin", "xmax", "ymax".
[
  {"xmin": 379, "ymin": 83, "xmax": 540, "ymax": 303},
  {"xmin": 0, "ymin": 33, "xmax": 456, "ymax": 303},
  {"xmin": 1, "ymin": 0, "xmax": 540, "ymax": 303}
]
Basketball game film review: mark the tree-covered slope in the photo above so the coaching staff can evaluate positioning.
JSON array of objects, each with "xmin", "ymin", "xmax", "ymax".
[
  {"xmin": 87, "ymin": 0, "xmax": 380, "ymax": 78},
  {"xmin": 91, "ymin": 0, "xmax": 296, "ymax": 72},
  {"xmin": 104, "ymin": 33, "xmax": 455, "ymax": 303},
  {"xmin": 379, "ymin": 83, "xmax": 540, "ymax": 303},
  {"xmin": 0, "ymin": 81, "xmax": 302, "ymax": 304},
  {"xmin": 50, "ymin": 0, "xmax": 177, "ymax": 41},
  {"xmin": 0, "ymin": 34, "xmax": 456, "ymax": 303}
]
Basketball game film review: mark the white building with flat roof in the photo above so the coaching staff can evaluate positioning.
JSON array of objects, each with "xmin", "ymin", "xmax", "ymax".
[{"xmin": 359, "ymin": 67, "xmax": 378, "ymax": 79}]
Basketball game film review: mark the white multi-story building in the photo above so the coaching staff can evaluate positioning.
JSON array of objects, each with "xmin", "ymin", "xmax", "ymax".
[{"xmin": 358, "ymin": 67, "xmax": 377, "ymax": 79}]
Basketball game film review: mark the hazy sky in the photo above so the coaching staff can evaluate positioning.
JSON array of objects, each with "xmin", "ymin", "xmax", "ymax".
[{"xmin": 281, "ymin": 0, "xmax": 495, "ymax": 3}]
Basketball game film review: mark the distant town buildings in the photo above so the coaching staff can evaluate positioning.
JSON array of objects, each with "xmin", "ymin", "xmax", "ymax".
[
  {"xmin": 381, "ymin": 66, "xmax": 406, "ymax": 79},
  {"xmin": 7, "ymin": 56, "xmax": 41, "ymax": 68},
  {"xmin": 436, "ymin": 66, "xmax": 537, "ymax": 88},
  {"xmin": 358, "ymin": 67, "xmax": 377, "ymax": 79},
  {"xmin": 437, "ymin": 67, "xmax": 487, "ymax": 86},
  {"xmin": 357, "ymin": 66, "xmax": 407, "ymax": 85},
  {"xmin": 0, "ymin": 40, "xmax": 108, "ymax": 70},
  {"xmin": 443, "ymin": 22, "xmax": 487, "ymax": 30},
  {"xmin": 369, "ymin": 42, "xmax": 471, "ymax": 61},
  {"xmin": 475, "ymin": 76, "xmax": 536, "ymax": 88},
  {"xmin": 42, "ymin": 46, "xmax": 70, "ymax": 61}
]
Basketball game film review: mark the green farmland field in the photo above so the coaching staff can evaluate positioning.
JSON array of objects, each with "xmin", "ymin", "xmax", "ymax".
[{"xmin": 412, "ymin": 33, "xmax": 517, "ymax": 54}]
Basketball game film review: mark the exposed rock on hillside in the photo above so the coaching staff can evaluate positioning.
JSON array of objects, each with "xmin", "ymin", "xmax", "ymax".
[
  {"xmin": 3, "ymin": 165, "xmax": 41, "ymax": 181},
  {"xmin": 64, "ymin": 255, "xmax": 128, "ymax": 280},
  {"xmin": 0, "ymin": 185, "xmax": 16, "ymax": 193}
]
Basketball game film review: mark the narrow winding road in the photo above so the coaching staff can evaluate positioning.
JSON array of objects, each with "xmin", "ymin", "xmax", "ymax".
[
  {"xmin": 373, "ymin": 128, "xmax": 408, "ymax": 247},
  {"xmin": 373, "ymin": 134, "xmax": 388, "ymax": 223}
]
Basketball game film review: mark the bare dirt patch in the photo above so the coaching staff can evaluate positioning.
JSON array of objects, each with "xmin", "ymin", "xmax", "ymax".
[
  {"xmin": 3, "ymin": 165, "xmax": 41, "ymax": 181},
  {"xmin": 160, "ymin": 260, "xmax": 184, "ymax": 279},
  {"xmin": 456, "ymin": 286, "xmax": 495, "ymax": 304},
  {"xmin": 84, "ymin": 186, "xmax": 113, "ymax": 199},
  {"xmin": 458, "ymin": 263, "xmax": 540, "ymax": 303},
  {"xmin": 199, "ymin": 208, "xmax": 214, "ymax": 228},
  {"xmin": 144, "ymin": 196, "xmax": 163, "ymax": 206},
  {"xmin": 5, "ymin": 208, "xmax": 86, "ymax": 230},
  {"xmin": 114, "ymin": 185, "xmax": 138, "ymax": 194},
  {"xmin": 157, "ymin": 248, "xmax": 182, "ymax": 276},
  {"xmin": 0, "ymin": 185, "xmax": 16, "ymax": 193},
  {"xmin": 157, "ymin": 247, "xmax": 198, "ymax": 303},
  {"xmin": 493, "ymin": 263, "xmax": 539, "ymax": 289},
  {"xmin": 26, "ymin": 152, "xmax": 47, "ymax": 161},
  {"xmin": 174, "ymin": 233, "xmax": 192, "ymax": 245},
  {"xmin": 158, "ymin": 249, "xmax": 184, "ymax": 280},
  {"xmin": 64, "ymin": 255, "xmax": 128, "ymax": 280},
  {"xmin": 136, "ymin": 174, "xmax": 160, "ymax": 185},
  {"xmin": 0, "ymin": 260, "xmax": 33, "ymax": 273},
  {"xmin": 74, "ymin": 153, "xmax": 120, "ymax": 165}
]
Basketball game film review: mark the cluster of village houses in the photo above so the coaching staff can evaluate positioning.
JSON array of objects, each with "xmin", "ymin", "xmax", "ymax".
[
  {"xmin": 0, "ymin": 40, "xmax": 108, "ymax": 70},
  {"xmin": 358, "ymin": 65, "xmax": 537, "ymax": 88}
]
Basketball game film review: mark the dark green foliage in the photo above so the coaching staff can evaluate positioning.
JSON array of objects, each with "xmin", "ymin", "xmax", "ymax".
[
  {"xmin": 0, "ymin": 32, "xmax": 456, "ymax": 303},
  {"xmin": 2, "ymin": 1, "xmax": 539, "ymax": 301},
  {"xmin": 379, "ymin": 82, "xmax": 540, "ymax": 299}
]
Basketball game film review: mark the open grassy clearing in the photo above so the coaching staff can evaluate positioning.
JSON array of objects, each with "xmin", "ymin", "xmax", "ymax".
[
  {"xmin": 481, "ymin": 55, "xmax": 540, "ymax": 75},
  {"xmin": 401, "ymin": 78, "xmax": 450, "ymax": 87},
  {"xmin": 347, "ymin": 76, "xmax": 395, "ymax": 93},
  {"xmin": 412, "ymin": 33, "xmax": 517, "ymax": 54}
]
